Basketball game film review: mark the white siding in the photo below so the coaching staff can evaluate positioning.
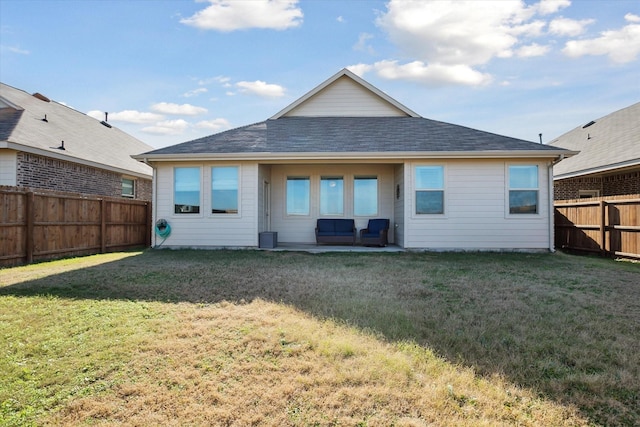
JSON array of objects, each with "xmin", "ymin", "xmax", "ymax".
[
  {"xmin": 284, "ymin": 76, "xmax": 408, "ymax": 117},
  {"xmin": 153, "ymin": 161, "xmax": 258, "ymax": 248},
  {"xmin": 0, "ymin": 150, "xmax": 17, "ymax": 186},
  {"xmin": 270, "ymin": 164, "xmax": 395, "ymax": 243},
  {"xmin": 403, "ymin": 159, "xmax": 552, "ymax": 250},
  {"xmin": 393, "ymin": 164, "xmax": 405, "ymax": 247}
]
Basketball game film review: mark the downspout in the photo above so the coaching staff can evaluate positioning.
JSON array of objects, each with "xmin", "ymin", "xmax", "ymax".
[
  {"xmin": 548, "ymin": 155, "xmax": 565, "ymax": 253},
  {"xmin": 141, "ymin": 158, "xmax": 157, "ymax": 248}
]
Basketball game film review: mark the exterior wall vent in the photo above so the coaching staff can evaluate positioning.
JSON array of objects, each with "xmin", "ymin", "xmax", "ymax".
[{"xmin": 582, "ymin": 120, "xmax": 596, "ymax": 128}]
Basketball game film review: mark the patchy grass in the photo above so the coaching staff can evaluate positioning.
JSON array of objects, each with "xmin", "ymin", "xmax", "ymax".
[{"xmin": 0, "ymin": 250, "xmax": 638, "ymax": 426}]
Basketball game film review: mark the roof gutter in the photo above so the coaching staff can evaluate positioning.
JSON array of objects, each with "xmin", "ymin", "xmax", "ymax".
[{"xmin": 133, "ymin": 149, "xmax": 577, "ymax": 163}]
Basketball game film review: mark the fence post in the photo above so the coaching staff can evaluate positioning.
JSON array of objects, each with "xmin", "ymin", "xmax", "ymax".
[
  {"xmin": 145, "ymin": 202, "xmax": 152, "ymax": 248},
  {"xmin": 600, "ymin": 200, "xmax": 607, "ymax": 256},
  {"xmin": 101, "ymin": 199, "xmax": 107, "ymax": 253},
  {"xmin": 26, "ymin": 192, "xmax": 34, "ymax": 263}
]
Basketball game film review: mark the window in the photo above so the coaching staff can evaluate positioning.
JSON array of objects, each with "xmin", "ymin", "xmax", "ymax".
[
  {"xmin": 509, "ymin": 165, "xmax": 538, "ymax": 214},
  {"xmin": 320, "ymin": 176, "xmax": 344, "ymax": 215},
  {"xmin": 174, "ymin": 167, "xmax": 200, "ymax": 214},
  {"xmin": 354, "ymin": 176, "xmax": 378, "ymax": 216},
  {"xmin": 415, "ymin": 166, "xmax": 444, "ymax": 214},
  {"xmin": 121, "ymin": 177, "xmax": 134, "ymax": 198},
  {"xmin": 211, "ymin": 166, "xmax": 239, "ymax": 214},
  {"xmin": 286, "ymin": 177, "xmax": 310, "ymax": 215}
]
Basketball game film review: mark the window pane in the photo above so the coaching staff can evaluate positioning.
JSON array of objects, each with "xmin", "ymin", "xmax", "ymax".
[
  {"xmin": 416, "ymin": 166, "xmax": 444, "ymax": 189},
  {"xmin": 287, "ymin": 177, "xmax": 310, "ymax": 215},
  {"xmin": 509, "ymin": 190, "xmax": 538, "ymax": 214},
  {"xmin": 509, "ymin": 165, "xmax": 538, "ymax": 188},
  {"xmin": 416, "ymin": 191, "xmax": 444, "ymax": 214},
  {"xmin": 121, "ymin": 178, "xmax": 134, "ymax": 197},
  {"xmin": 320, "ymin": 176, "xmax": 343, "ymax": 215},
  {"xmin": 354, "ymin": 176, "xmax": 377, "ymax": 216},
  {"xmin": 174, "ymin": 167, "xmax": 200, "ymax": 214},
  {"xmin": 212, "ymin": 166, "xmax": 238, "ymax": 214}
]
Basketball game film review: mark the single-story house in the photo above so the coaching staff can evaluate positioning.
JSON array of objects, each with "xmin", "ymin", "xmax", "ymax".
[
  {"xmin": 548, "ymin": 102, "xmax": 640, "ymax": 200},
  {"xmin": 134, "ymin": 69, "xmax": 575, "ymax": 250},
  {"xmin": 0, "ymin": 82, "xmax": 153, "ymax": 200}
]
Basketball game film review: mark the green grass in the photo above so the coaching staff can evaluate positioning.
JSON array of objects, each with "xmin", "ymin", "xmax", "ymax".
[{"xmin": 0, "ymin": 250, "xmax": 638, "ymax": 426}]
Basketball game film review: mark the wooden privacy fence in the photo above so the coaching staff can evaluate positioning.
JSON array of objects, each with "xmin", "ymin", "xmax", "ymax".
[
  {"xmin": 555, "ymin": 195, "xmax": 640, "ymax": 259},
  {"xmin": 1, "ymin": 187, "xmax": 151, "ymax": 267}
]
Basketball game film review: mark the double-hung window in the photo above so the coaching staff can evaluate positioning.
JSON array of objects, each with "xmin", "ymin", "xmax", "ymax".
[
  {"xmin": 174, "ymin": 167, "xmax": 201, "ymax": 214},
  {"xmin": 415, "ymin": 166, "xmax": 444, "ymax": 214},
  {"xmin": 508, "ymin": 165, "xmax": 538, "ymax": 214},
  {"xmin": 121, "ymin": 177, "xmax": 134, "ymax": 198},
  {"xmin": 354, "ymin": 176, "xmax": 378, "ymax": 216},
  {"xmin": 286, "ymin": 177, "xmax": 310, "ymax": 215},
  {"xmin": 320, "ymin": 176, "xmax": 344, "ymax": 215},
  {"xmin": 211, "ymin": 166, "xmax": 239, "ymax": 214}
]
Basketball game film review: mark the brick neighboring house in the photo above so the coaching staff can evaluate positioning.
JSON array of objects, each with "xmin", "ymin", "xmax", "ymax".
[
  {"xmin": 0, "ymin": 82, "xmax": 153, "ymax": 200},
  {"xmin": 549, "ymin": 102, "xmax": 640, "ymax": 200}
]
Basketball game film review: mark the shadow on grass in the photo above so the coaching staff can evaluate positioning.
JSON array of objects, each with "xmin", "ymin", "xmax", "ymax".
[{"xmin": 1, "ymin": 248, "xmax": 639, "ymax": 426}]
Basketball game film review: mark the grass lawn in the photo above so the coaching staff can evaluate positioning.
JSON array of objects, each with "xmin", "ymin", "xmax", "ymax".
[{"xmin": 0, "ymin": 249, "xmax": 638, "ymax": 426}]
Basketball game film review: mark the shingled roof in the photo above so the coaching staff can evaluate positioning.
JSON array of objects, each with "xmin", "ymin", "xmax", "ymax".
[
  {"xmin": 142, "ymin": 116, "xmax": 568, "ymax": 159},
  {"xmin": 1, "ymin": 82, "xmax": 153, "ymax": 178},
  {"xmin": 135, "ymin": 69, "xmax": 573, "ymax": 162},
  {"xmin": 548, "ymin": 102, "xmax": 640, "ymax": 179}
]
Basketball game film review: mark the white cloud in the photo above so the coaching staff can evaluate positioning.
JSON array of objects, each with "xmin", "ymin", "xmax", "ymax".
[
  {"xmin": 376, "ymin": 0, "xmax": 531, "ymax": 66},
  {"xmin": 563, "ymin": 21, "xmax": 640, "ymax": 63},
  {"xmin": 626, "ymin": 13, "xmax": 640, "ymax": 23},
  {"xmin": 535, "ymin": 0, "xmax": 571, "ymax": 16},
  {"xmin": 180, "ymin": 0, "xmax": 303, "ymax": 31},
  {"xmin": 549, "ymin": 17, "xmax": 594, "ymax": 36},
  {"xmin": 516, "ymin": 43, "xmax": 551, "ymax": 57},
  {"xmin": 183, "ymin": 88, "xmax": 208, "ymax": 97},
  {"xmin": 372, "ymin": 60, "xmax": 493, "ymax": 86},
  {"xmin": 150, "ymin": 102, "xmax": 208, "ymax": 116},
  {"xmin": 346, "ymin": 63, "xmax": 373, "ymax": 77},
  {"xmin": 198, "ymin": 75, "xmax": 231, "ymax": 86},
  {"xmin": 90, "ymin": 110, "xmax": 164, "ymax": 124},
  {"xmin": 2, "ymin": 45, "xmax": 30, "ymax": 55},
  {"xmin": 142, "ymin": 119, "xmax": 189, "ymax": 135},
  {"xmin": 337, "ymin": 16, "xmax": 345, "ymax": 23},
  {"xmin": 236, "ymin": 80, "xmax": 285, "ymax": 97},
  {"xmin": 353, "ymin": 33, "xmax": 375, "ymax": 54},
  {"xmin": 195, "ymin": 118, "xmax": 231, "ymax": 131}
]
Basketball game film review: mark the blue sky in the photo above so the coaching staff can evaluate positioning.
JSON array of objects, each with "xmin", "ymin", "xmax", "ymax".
[{"xmin": 1, "ymin": 0, "xmax": 639, "ymax": 149}]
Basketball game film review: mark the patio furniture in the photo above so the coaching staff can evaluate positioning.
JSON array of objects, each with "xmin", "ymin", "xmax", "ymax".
[
  {"xmin": 315, "ymin": 218, "xmax": 356, "ymax": 245},
  {"xmin": 360, "ymin": 219, "xmax": 390, "ymax": 246}
]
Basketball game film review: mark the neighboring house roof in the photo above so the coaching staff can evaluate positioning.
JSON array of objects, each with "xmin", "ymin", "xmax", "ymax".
[
  {"xmin": 0, "ymin": 82, "xmax": 153, "ymax": 178},
  {"xmin": 135, "ymin": 69, "xmax": 574, "ymax": 162},
  {"xmin": 548, "ymin": 102, "xmax": 640, "ymax": 179}
]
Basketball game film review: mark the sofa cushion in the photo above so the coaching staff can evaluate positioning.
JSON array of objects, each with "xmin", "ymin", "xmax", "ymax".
[
  {"xmin": 334, "ymin": 219, "xmax": 354, "ymax": 233},
  {"xmin": 316, "ymin": 219, "xmax": 335, "ymax": 233}
]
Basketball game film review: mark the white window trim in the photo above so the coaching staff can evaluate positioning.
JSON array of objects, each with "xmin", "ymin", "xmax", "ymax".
[
  {"xmin": 353, "ymin": 175, "xmax": 379, "ymax": 217},
  {"xmin": 285, "ymin": 175, "xmax": 311, "ymax": 217},
  {"xmin": 172, "ymin": 166, "xmax": 204, "ymax": 218},
  {"xmin": 209, "ymin": 164, "xmax": 241, "ymax": 218},
  {"xmin": 412, "ymin": 164, "xmax": 447, "ymax": 218},
  {"xmin": 505, "ymin": 163, "xmax": 540, "ymax": 218},
  {"xmin": 319, "ymin": 175, "xmax": 345, "ymax": 217},
  {"xmin": 121, "ymin": 176, "xmax": 135, "ymax": 198}
]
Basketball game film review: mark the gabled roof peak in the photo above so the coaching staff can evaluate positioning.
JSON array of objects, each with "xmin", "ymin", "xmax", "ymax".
[{"xmin": 270, "ymin": 68, "xmax": 420, "ymax": 119}]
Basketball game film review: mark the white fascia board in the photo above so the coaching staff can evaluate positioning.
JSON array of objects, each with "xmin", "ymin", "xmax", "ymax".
[
  {"xmin": 135, "ymin": 149, "xmax": 575, "ymax": 163},
  {"xmin": 5, "ymin": 141, "xmax": 152, "ymax": 179},
  {"xmin": 554, "ymin": 158, "xmax": 640, "ymax": 180}
]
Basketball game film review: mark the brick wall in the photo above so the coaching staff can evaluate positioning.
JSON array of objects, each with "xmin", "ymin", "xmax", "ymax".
[
  {"xmin": 554, "ymin": 169, "xmax": 640, "ymax": 200},
  {"xmin": 16, "ymin": 152, "xmax": 152, "ymax": 201}
]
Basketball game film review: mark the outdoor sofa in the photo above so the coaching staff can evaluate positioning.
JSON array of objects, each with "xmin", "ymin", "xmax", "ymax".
[{"xmin": 315, "ymin": 218, "xmax": 356, "ymax": 245}]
